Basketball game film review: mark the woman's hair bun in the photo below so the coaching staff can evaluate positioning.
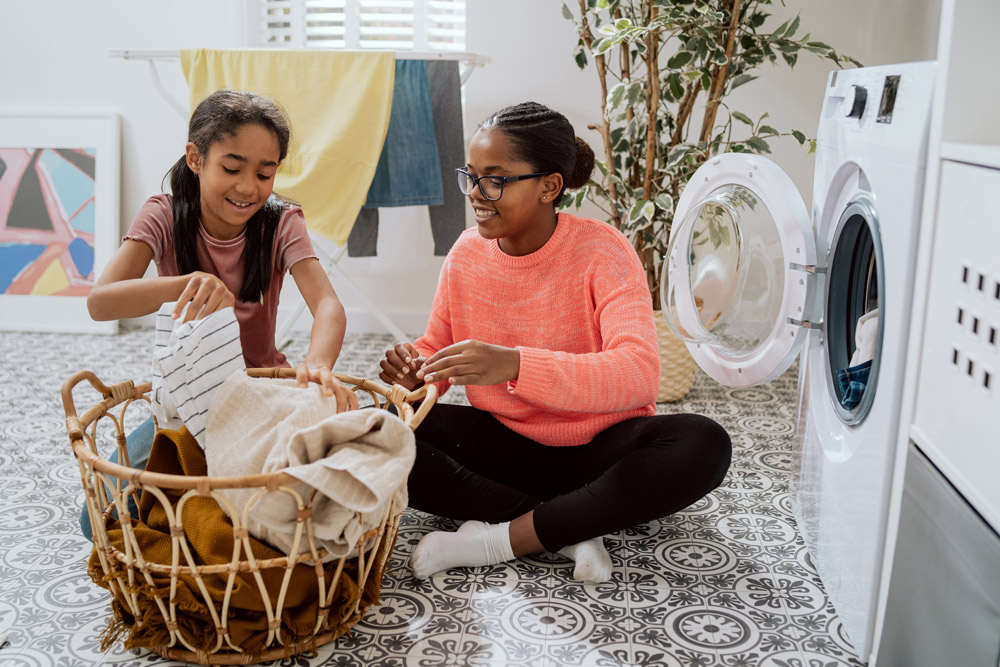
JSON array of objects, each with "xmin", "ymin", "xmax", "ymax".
[{"xmin": 567, "ymin": 137, "xmax": 595, "ymax": 190}]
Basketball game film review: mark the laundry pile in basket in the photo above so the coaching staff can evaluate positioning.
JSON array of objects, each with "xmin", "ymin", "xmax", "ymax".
[
  {"xmin": 150, "ymin": 303, "xmax": 415, "ymax": 559},
  {"xmin": 85, "ymin": 303, "xmax": 416, "ymax": 659}
]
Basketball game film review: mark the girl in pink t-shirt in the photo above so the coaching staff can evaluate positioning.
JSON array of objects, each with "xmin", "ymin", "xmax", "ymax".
[
  {"xmin": 380, "ymin": 102, "xmax": 731, "ymax": 582},
  {"xmin": 90, "ymin": 89, "xmax": 354, "ymax": 404},
  {"xmin": 80, "ymin": 90, "xmax": 358, "ymax": 540}
]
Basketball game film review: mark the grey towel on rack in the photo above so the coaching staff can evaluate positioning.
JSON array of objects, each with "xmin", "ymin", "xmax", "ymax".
[
  {"xmin": 427, "ymin": 59, "xmax": 467, "ymax": 256},
  {"xmin": 348, "ymin": 59, "xmax": 466, "ymax": 257}
]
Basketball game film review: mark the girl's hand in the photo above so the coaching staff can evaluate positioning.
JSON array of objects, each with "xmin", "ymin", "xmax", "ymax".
[
  {"xmin": 173, "ymin": 272, "xmax": 236, "ymax": 323},
  {"xmin": 295, "ymin": 363, "xmax": 359, "ymax": 413},
  {"xmin": 415, "ymin": 340, "xmax": 520, "ymax": 386},
  {"xmin": 379, "ymin": 342, "xmax": 425, "ymax": 391}
]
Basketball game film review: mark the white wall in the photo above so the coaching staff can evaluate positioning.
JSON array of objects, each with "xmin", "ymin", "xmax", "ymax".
[{"xmin": 1, "ymin": 0, "xmax": 939, "ymax": 338}]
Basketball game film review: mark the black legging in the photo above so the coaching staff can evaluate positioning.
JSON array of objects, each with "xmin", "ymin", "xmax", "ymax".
[{"xmin": 407, "ymin": 404, "xmax": 732, "ymax": 552}]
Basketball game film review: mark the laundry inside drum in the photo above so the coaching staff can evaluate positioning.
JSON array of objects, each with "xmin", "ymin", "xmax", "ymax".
[{"xmin": 685, "ymin": 184, "xmax": 786, "ymax": 357}]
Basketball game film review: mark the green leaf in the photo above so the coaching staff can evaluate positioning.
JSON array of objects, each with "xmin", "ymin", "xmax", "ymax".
[
  {"xmin": 625, "ymin": 82, "xmax": 644, "ymax": 107},
  {"xmin": 641, "ymin": 200, "xmax": 656, "ymax": 220},
  {"xmin": 669, "ymin": 74, "xmax": 685, "ymax": 101},
  {"xmin": 562, "ymin": 3, "xmax": 573, "ymax": 20},
  {"xmin": 758, "ymin": 125, "xmax": 779, "ymax": 136},
  {"xmin": 574, "ymin": 48, "xmax": 588, "ymax": 70},
  {"xmin": 791, "ymin": 129, "xmax": 806, "ymax": 145},
  {"xmin": 748, "ymin": 136, "xmax": 771, "ymax": 153},
  {"xmin": 655, "ymin": 192, "xmax": 674, "ymax": 212},
  {"xmin": 732, "ymin": 111, "xmax": 753, "ymax": 125},
  {"xmin": 784, "ymin": 15, "xmax": 801, "ymax": 38},
  {"xmin": 630, "ymin": 199, "xmax": 651, "ymax": 222},
  {"xmin": 700, "ymin": 70, "xmax": 712, "ymax": 91},
  {"xmin": 607, "ymin": 82, "xmax": 626, "ymax": 110},
  {"xmin": 597, "ymin": 0, "xmax": 610, "ymax": 8},
  {"xmin": 667, "ymin": 50, "xmax": 694, "ymax": 69},
  {"xmin": 808, "ymin": 139, "xmax": 817, "ymax": 154},
  {"xmin": 730, "ymin": 73, "xmax": 757, "ymax": 90}
]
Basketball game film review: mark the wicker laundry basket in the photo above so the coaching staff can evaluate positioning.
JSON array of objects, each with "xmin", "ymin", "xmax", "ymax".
[{"xmin": 63, "ymin": 368, "xmax": 436, "ymax": 665}]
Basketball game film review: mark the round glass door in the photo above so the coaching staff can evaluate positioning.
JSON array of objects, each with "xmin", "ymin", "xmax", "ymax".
[
  {"xmin": 660, "ymin": 154, "xmax": 814, "ymax": 387},
  {"xmin": 823, "ymin": 198, "xmax": 883, "ymax": 425},
  {"xmin": 662, "ymin": 183, "xmax": 785, "ymax": 353}
]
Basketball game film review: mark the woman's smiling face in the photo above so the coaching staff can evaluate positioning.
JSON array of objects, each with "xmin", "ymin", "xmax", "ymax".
[
  {"xmin": 465, "ymin": 128, "xmax": 562, "ymax": 256},
  {"xmin": 187, "ymin": 123, "xmax": 280, "ymax": 241}
]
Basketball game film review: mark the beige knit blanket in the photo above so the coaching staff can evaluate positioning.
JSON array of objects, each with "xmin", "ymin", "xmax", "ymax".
[{"xmin": 205, "ymin": 373, "xmax": 414, "ymax": 560}]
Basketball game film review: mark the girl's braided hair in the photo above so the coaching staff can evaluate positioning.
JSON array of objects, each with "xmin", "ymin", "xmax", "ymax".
[{"xmin": 480, "ymin": 101, "xmax": 594, "ymax": 205}]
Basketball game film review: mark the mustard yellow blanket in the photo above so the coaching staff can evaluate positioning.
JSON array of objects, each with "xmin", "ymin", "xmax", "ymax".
[{"xmin": 88, "ymin": 427, "xmax": 390, "ymax": 659}]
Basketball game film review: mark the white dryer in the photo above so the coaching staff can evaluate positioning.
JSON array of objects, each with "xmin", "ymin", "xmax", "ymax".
[{"xmin": 660, "ymin": 62, "xmax": 936, "ymax": 660}]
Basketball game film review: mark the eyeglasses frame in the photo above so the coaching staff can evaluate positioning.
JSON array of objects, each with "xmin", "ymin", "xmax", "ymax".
[{"xmin": 455, "ymin": 168, "xmax": 550, "ymax": 201}]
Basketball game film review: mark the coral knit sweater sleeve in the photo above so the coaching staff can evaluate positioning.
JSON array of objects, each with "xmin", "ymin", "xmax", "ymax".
[{"xmin": 413, "ymin": 212, "xmax": 661, "ymax": 447}]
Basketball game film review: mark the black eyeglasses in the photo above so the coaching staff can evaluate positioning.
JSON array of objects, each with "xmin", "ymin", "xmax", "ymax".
[{"xmin": 455, "ymin": 168, "xmax": 549, "ymax": 201}]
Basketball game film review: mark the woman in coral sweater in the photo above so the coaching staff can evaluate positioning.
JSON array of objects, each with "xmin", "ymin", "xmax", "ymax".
[{"xmin": 380, "ymin": 101, "xmax": 731, "ymax": 582}]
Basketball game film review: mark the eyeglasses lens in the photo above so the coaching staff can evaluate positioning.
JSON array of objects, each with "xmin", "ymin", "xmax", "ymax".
[{"xmin": 456, "ymin": 171, "xmax": 503, "ymax": 201}]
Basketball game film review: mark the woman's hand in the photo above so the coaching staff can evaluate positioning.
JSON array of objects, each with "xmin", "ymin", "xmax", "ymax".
[
  {"xmin": 295, "ymin": 362, "xmax": 359, "ymax": 413},
  {"xmin": 172, "ymin": 272, "xmax": 236, "ymax": 323},
  {"xmin": 379, "ymin": 342, "xmax": 426, "ymax": 391},
  {"xmin": 415, "ymin": 340, "xmax": 520, "ymax": 386}
]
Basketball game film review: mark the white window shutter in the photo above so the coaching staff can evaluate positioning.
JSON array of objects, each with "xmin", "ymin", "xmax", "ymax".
[{"xmin": 258, "ymin": 0, "xmax": 465, "ymax": 51}]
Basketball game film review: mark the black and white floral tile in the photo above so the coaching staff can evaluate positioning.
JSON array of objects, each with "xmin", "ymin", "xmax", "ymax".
[{"xmin": 0, "ymin": 328, "xmax": 865, "ymax": 667}]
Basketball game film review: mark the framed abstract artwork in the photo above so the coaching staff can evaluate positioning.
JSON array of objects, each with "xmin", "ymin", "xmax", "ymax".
[{"xmin": 0, "ymin": 112, "xmax": 120, "ymax": 333}]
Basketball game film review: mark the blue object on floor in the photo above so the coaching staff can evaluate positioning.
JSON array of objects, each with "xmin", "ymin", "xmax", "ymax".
[{"xmin": 78, "ymin": 415, "xmax": 156, "ymax": 541}]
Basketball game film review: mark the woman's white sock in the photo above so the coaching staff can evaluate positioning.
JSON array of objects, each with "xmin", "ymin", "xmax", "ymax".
[
  {"xmin": 558, "ymin": 536, "xmax": 613, "ymax": 583},
  {"xmin": 410, "ymin": 520, "xmax": 515, "ymax": 579}
]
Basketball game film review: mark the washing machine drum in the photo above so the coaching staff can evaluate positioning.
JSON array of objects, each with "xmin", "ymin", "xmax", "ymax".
[{"xmin": 661, "ymin": 153, "xmax": 815, "ymax": 387}]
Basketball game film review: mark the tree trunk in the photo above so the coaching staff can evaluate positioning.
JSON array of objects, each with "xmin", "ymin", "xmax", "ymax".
[
  {"xmin": 698, "ymin": 0, "xmax": 743, "ymax": 147},
  {"xmin": 642, "ymin": 2, "xmax": 659, "ymax": 200},
  {"xmin": 578, "ymin": 0, "xmax": 621, "ymax": 229}
]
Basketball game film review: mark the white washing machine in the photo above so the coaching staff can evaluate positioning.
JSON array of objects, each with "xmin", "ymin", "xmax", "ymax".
[{"xmin": 660, "ymin": 62, "xmax": 936, "ymax": 660}]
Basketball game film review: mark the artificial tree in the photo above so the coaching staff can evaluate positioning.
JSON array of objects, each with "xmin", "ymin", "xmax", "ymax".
[{"xmin": 563, "ymin": 0, "xmax": 860, "ymax": 301}]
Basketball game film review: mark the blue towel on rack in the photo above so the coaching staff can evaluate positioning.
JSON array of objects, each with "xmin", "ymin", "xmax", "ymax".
[{"xmin": 363, "ymin": 59, "xmax": 443, "ymax": 208}]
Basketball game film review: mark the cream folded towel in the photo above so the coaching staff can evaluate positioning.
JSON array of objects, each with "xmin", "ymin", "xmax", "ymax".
[{"xmin": 206, "ymin": 373, "xmax": 414, "ymax": 560}]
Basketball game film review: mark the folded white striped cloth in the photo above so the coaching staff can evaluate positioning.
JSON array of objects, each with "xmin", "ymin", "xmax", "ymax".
[{"xmin": 150, "ymin": 303, "xmax": 245, "ymax": 445}]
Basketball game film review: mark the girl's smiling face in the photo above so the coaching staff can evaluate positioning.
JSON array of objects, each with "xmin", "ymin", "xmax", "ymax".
[
  {"xmin": 186, "ymin": 123, "xmax": 280, "ymax": 241},
  {"xmin": 465, "ymin": 128, "xmax": 562, "ymax": 256}
]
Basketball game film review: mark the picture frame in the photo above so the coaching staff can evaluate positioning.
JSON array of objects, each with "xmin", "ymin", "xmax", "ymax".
[{"xmin": 0, "ymin": 112, "xmax": 120, "ymax": 334}]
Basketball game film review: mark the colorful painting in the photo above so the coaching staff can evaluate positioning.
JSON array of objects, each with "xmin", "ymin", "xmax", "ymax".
[
  {"xmin": 0, "ymin": 147, "xmax": 98, "ymax": 295},
  {"xmin": 0, "ymin": 113, "xmax": 119, "ymax": 333}
]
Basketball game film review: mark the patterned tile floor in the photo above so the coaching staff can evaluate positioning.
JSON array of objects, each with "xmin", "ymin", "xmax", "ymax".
[{"xmin": 0, "ymin": 328, "xmax": 865, "ymax": 667}]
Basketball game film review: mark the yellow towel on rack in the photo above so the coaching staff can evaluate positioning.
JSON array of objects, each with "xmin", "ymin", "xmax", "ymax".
[{"xmin": 180, "ymin": 48, "xmax": 394, "ymax": 245}]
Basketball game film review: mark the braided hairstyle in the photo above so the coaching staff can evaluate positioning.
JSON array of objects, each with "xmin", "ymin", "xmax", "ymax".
[
  {"xmin": 479, "ymin": 101, "xmax": 594, "ymax": 206},
  {"xmin": 167, "ymin": 89, "xmax": 292, "ymax": 303}
]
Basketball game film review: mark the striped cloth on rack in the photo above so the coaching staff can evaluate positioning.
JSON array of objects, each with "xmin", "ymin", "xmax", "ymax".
[{"xmin": 150, "ymin": 303, "xmax": 245, "ymax": 444}]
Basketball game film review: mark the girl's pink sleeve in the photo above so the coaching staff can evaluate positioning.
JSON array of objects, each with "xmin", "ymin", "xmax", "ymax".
[
  {"xmin": 277, "ymin": 207, "xmax": 318, "ymax": 273},
  {"xmin": 122, "ymin": 195, "xmax": 173, "ymax": 263}
]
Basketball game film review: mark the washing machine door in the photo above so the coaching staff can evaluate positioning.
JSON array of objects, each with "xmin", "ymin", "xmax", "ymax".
[{"xmin": 660, "ymin": 153, "xmax": 816, "ymax": 387}]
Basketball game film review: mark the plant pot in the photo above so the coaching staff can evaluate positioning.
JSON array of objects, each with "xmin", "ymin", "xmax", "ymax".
[{"xmin": 654, "ymin": 309, "xmax": 697, "ymax": 402}]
